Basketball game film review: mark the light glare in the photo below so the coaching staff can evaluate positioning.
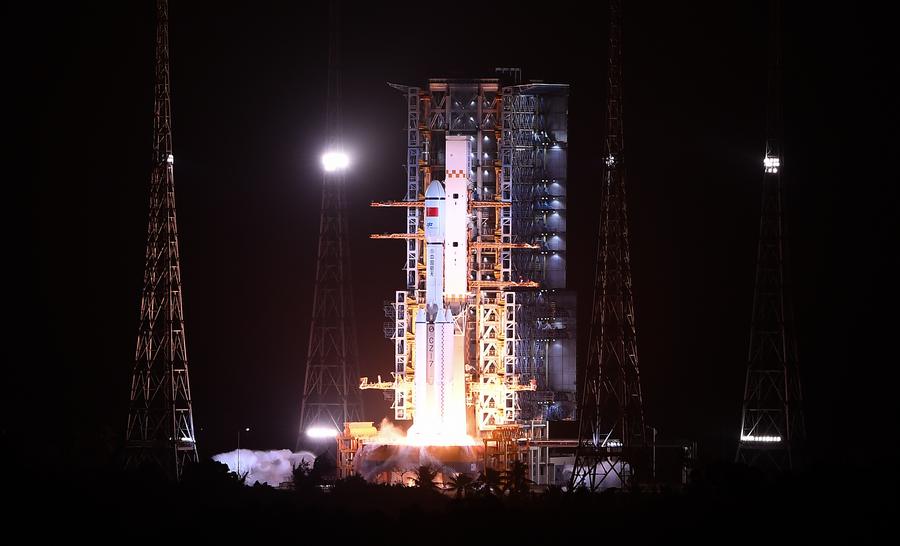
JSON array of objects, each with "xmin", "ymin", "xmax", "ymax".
[
  {"xmin": 306, "ymin": 426, "xmax": 339, "ymax": 439},
  {"xmin": 740, "ymin": 434, "xmax": 782, "ymax": 443},
  {"xmin": 321, "ymin": 151, "xmax": 350, "ymax": 172}
]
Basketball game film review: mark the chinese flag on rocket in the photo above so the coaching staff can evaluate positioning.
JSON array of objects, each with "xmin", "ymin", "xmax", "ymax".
[{"xmin": 426, "ymin": 207, "xmax": 439, "ymax": 217}]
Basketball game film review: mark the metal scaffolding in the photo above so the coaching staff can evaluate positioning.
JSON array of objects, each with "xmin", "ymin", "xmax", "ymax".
[{"xmin": 125, "ymin": 0, "xmax": 199, "ymax": 481}]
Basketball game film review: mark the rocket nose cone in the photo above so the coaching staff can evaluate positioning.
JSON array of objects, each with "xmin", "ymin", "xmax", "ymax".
[{"xmin": 425, "ymin": 180, "xmax": 446, "ymax": 199}]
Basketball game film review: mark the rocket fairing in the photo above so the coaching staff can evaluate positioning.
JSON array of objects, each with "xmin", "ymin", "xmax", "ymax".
[{"xmin": 411, "ymin": 152, "xmax": 469, "ymax": 439}]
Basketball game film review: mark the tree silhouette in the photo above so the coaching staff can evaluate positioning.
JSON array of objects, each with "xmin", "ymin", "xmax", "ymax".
[
  {"xmin": 503, "ymin": 460, "xmax": 534, "ymax": 496},
  {"xmin": 292, "ymin": 458, "xmax": 323, "ymax": 493},
  {"xmin": 312, "ymin": 451, "xmax": 336, "ymax": 483},
  {"xmin": 179, "ymin": 459, "xmax": 242, "ymax": 492},
  {"xmin": 542, "ymin": 484, "xmax": 565, "ymax": 500},
  {"xmin": 445, "ymin": 472, "xmax": 474, "ymax": 498},
  {"xmin": 475, "ymin": 468, "xmax": 504, "ymax": 496},
  {"xmin": 412, "ymin": 465, "xmax": 438, "ymax": 490},
  {"xmin": 292, "ymin": 459, "xmax": 311, "ymax": 481}
]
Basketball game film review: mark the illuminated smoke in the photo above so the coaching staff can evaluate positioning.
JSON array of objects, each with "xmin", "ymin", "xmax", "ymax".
[
  {"xmin": 212, "ymin": 449, "xmax": 315, "ymax": 486},
  {"xmin": 353, "ymin": 442, "xmax": 480, "ymax": 483},
  {"xmin": 369, "ymin": 419, "xmax": 407, "ymax": 443},
  {"xmin": 352, "ymin": 419, "xmax": 481, "ymax": 482}
]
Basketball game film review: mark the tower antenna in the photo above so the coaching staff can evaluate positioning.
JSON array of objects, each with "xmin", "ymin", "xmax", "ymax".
[
  {"xmin": 736, "ymin": 0, "xmax": 806, "ymax": 471},
  {"xmin": 125, "ymin": 0, "xmax": 199, "ymax": 481},
  {"xmin": 298, "ymin": 0, "xmax": 363, "ymax": 449},
  {"xmin": 571, "ymin": 0, "xmax": 648, "ymax": 491}
]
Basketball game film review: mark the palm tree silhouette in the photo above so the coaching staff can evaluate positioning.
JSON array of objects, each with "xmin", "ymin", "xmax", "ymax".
[
  {"xmin": 412, "ymin": 465, "xmax": 439, "ymax": 490},
  {"xmin": 475, "ymin": 468, "xmax": 504, "ymax": 496},
  {"xmin": 503, "ymin": 460, "xmax": 534, "ymax": 496},
  {"xmin": 446, "ymin": 472, "xmax": 474, "ymax": 498}
]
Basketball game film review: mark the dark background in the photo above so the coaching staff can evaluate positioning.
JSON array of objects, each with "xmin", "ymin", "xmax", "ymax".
[{"xmin": 12, "ymin": 2, "xmax": 895, "ymax": 473}]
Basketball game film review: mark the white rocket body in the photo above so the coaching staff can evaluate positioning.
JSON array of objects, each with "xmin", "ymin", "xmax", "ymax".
[
  {"xmin": 411, "ymin": 137, "xmax": 470, "ymax": 440},
  {"xmin": 423, "ymin": 181, "xmax": 445, "ymax": 312},
  {"xmin": 444, "ymin": 136, "xmax": 470, "ymax": 299}
]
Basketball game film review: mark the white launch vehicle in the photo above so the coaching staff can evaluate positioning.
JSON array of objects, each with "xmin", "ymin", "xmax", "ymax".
[{"xmin": 409, "ymin": 136, "xmax": 471, "ymax": 441}]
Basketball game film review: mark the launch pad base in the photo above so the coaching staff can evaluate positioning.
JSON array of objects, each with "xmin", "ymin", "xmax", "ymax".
[{"xmin": 352, "ymin": 443, "xmax": 484, "ymax": 485}]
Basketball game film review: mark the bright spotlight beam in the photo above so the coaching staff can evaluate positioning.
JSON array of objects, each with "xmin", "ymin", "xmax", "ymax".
[
  {"xmin": 306, "ymin": 426, "xmax": 339, "ymax": 439},
  {"xmin": 321, "ymin": 151, "xmax": 350, "ymax": 172}
]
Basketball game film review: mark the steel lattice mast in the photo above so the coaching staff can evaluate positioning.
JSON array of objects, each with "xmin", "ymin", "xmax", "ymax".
[
  {"xmin": 571, "ymin": 0, "xmax": 647, "ymax": 491},
  {"xmin": 736, "ymin": 0, "xmax": 805, "ymax": 471},
  {"xmin": 125, "ymin": 0, "xmax": 199, "ymax": 481},
  {"xmin": 297, "ymin": 0, "xmax": 362, "ymax": 449}
]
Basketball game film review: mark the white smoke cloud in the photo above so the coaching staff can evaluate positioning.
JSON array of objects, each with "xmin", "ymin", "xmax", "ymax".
[
  {"xmin": 212, "ymin": 449, "xmax": 316, "ymax": 486},
  {"xmin": 351, "ymin": 420, "xmax": 481, "ymax": 482},
  {"xmin": 370, "ymin": 418, "xmax": 407, "ymax": 443}
]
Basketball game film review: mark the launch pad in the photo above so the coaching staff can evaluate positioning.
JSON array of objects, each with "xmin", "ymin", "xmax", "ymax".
[
  {"xmin": 337, "ymin": 421, "xmax": 547, "ymax": 487},
  {"xmin": 353, "ymin": 443, "xmax": 483, "ymax": 486}
]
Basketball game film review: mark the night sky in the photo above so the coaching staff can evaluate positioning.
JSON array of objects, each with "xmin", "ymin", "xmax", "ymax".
[{"xmin": 15, "ymin": 2, "xmax": 894, "ymax": 471}]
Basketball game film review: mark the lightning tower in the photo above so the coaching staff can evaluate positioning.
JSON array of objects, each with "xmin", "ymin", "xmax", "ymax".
[
  {"xmin": 125, "ymin": 0, "xmax": 199, "ymax": 481},
  {"xmin": 298, "ymin": 0, "xmax": 363, "ymax": 448},
  {"xmin": 736, "ymin": 0, "xmax": 805, "ymax": 471},
  {"xmin": 571, "ymin": 0, "xmax": 648, "ymax": 491}
]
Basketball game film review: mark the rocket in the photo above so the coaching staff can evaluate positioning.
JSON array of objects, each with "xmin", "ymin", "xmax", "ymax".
[{"xmin": 411, "ymin": 137, "xmax": 470, "ymax": 439}]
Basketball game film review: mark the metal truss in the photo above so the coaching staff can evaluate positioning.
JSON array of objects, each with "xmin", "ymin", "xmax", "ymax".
[
  {"xmin": 298, "ymin": 0, "xmax": 362, "ymax": 447},
  {"xmin": 125, "ymin": 0, "xmax": 199, "ymax": 481},
  {"xmin": 736, "ymin": 0, "xmax": 805, "ymax": 472},
  {"xmin": 572, "ymin": 0, "xmax": 649, "ymax": 492},
  {"xmin": 393, "ymin": 291, "xmax": 412, "ymax": 420},
  {"xmin": 405, "ymin": 87, "xmax": 422, "ymax": 293}
]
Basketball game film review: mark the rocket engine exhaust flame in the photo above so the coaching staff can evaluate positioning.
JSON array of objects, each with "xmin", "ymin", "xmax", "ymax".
[{"xmin": 363, "ymin": 419, "xmax": 477, "ymax": 447}]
